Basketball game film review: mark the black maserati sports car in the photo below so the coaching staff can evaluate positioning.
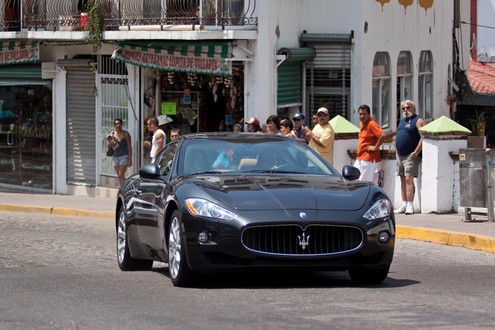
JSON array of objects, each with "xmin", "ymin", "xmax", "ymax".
[{"xmin": 115, "ymin": 133, "xmax": 395, "ymax": 286}]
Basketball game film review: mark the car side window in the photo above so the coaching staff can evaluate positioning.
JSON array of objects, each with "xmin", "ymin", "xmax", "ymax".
[{"xmin": 157, "ymin": 144, "xmax": 177, "ymax": 177}]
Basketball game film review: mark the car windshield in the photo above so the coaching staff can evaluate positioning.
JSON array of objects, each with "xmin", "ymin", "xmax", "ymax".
[{"xmin": 178, "ymin": 138, "xmax": 340, "ymax": 177}]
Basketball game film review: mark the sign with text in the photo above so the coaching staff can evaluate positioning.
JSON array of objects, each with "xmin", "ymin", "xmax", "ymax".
[
  {"xmin": 161, "ymin": 102, "xmax": 177, "ymax": 115},
  {"xmin": 114, "ymin": 45, "xmax": 231, "ymax": 76},
  {"xmin": 0, "ymin": 41, "xmax": 39, "ymax": 65}
]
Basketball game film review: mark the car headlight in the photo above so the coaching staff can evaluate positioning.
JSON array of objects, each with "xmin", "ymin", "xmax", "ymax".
[
  {"xmin": 185, "ymin": 198, "xmax": 238, "ymax": 220},
  {"xmin": 363, "ymin": 198, "xmax": 392, "ymax": 220}
]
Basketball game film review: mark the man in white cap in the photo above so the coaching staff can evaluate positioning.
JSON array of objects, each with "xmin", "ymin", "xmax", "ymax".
[
  {"xmin": 145, "ymin": 115, "xmax": 173, "ymax": 162},
  {"xmin": 304, "ymin": 107, "xmax": 334, "ymax": 164}
]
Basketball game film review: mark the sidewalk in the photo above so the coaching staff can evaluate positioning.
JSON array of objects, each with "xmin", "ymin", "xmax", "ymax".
[{"xmin": 0, "ymin": 192, "xmax": 494, "ymax": 254}]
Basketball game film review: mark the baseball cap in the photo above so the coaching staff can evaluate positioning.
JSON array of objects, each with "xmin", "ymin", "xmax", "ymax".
[
  {"xmin": 317, "ymin": 107, "xmax": 329, "ymax": 115},
  {"xmin": 292, "ymin": 113, "xmax": 305, "ymax": 121},
  {"xmin": 246, "ymin": 117, "xmax": 260, "ymax": 126}
]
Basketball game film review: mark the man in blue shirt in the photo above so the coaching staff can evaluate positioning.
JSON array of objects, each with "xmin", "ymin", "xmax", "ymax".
[
  {"xmin": 393, "ymin": 100, "xmax": 426, "ymax": 215},
  {"xmin": 292, "ymin": 113, "xmax": 309, "ymax": 144}
]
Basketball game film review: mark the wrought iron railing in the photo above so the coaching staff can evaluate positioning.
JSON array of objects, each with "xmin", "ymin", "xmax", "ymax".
[{"xmin": 0, "ymin": 0, "xmax": 257, "ymax": 32}]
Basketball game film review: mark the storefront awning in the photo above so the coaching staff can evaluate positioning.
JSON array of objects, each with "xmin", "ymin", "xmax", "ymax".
[
  {"xmin": 113, "ymin": 41, "xmax": 232, "ymax": 76},
  {"xmin": 0, "ymin": 64, "xmax": 47, "ymax": 86},
  {"xmin": 277, "ymin": 47, "xmax": 316, "ymax": 108},
  {"xmin": 0, "ymin": 41, "xmax": 39, "ymax": 66}
]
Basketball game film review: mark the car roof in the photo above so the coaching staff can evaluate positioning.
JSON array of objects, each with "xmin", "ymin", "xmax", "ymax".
[{"xmin": 176, "ymin": 132, "xmax": 292, "ymax": 142}]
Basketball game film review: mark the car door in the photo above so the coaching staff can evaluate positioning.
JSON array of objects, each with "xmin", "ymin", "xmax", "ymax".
[{"xmin": 134, "ymin": 142, "xmax": 178, "ymax": 251}]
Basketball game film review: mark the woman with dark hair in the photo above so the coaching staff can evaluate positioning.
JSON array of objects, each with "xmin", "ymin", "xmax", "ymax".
[
  {"xmin": 246, "ymin": 117, "xmax": 263, "ymax": 132},
  {"xmin": 107, "ymin": 118, "xmax": 132, "ymax": 185},
  {"xmin": 266, "ymin": 115, "xmax": 281, "ymax": 134}
]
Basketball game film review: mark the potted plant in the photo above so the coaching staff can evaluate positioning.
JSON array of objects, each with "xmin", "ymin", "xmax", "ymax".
[{"xmin": 469, "ymin": 110, "xmax": 486, "ymax": 136}]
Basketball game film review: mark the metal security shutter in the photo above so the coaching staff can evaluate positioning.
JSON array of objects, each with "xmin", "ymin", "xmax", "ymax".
[
  {"xmin": 303, "ymin": 35, "xmax": 352, "ymax": 118},
  {"xmin": 66, "ymin": 66, "xmax": 96, "ymax": 185}
]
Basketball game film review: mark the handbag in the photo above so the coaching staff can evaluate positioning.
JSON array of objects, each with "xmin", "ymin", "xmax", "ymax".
[{"xmin": 106, "ymin": 133, "xmax": 114, "ymax": 157}]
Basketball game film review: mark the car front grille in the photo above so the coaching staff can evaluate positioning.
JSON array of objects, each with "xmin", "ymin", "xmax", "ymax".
[{"xmin": 241, "ymin": 224, "xmax": 364, "ymax": 256}]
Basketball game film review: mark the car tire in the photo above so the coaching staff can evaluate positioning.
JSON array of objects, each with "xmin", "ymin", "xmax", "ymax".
[
  {"xmin": 116, "ymin": 205, "xmax": 153, "ymax": 271},
  {"xmin": 348, "ymin": 266, "xmax": 389, "ymax": 284},
  {"xmin": 168, "ymin": 210, "xmax": 195, "ymax": 287}
]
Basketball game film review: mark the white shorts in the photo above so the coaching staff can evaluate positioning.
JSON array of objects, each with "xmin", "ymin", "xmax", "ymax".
[{"xmin": 353, "ymin": 159, "xmax": 379, "ymax": 183}]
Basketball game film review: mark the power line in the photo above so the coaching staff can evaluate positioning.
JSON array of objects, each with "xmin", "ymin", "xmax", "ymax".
[{"xmin": 460, "ymin": 21, "xmax": 495, "ymax": 30}]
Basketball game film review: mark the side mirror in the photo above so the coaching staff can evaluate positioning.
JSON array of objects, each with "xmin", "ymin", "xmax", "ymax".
[
  {"xmin": 342, "ymin": 165, "xmax": 360, "ymax": 181},
  {"xmin": 139, "ymin": 163, "xmax": 160, "ymax": 179}
]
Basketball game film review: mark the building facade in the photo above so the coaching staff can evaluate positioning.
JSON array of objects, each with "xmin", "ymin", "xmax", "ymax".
[{"xmin": 0, "ymin": 0, "xmax": 469, "ymax": 195}]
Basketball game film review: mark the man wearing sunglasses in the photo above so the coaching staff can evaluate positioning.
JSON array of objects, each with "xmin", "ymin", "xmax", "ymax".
[
  {"xmin": 394, "ymin": 100, "xmax": 426, "ymax": 215},
  {"xmin": 292, "ymin": 112, "xmax": 309, "ymax": 144}
]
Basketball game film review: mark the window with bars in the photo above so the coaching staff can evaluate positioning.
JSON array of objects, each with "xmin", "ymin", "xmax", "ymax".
[
  {"xmin": 396, "ymin": 51, "xmax": 413, "ymax": 125},
  {"xmin": 305, "ymin": 67, "xmax": 351, "ymax": 119},
  {"xmin": 372, "ymin": 52, "xmax": 392, "ymax": 129},
  {"xmin": 418, "ymin": 50, "xmax": 433, "ymax": 121},
  {"xmin": 98, "ymin": 55, "xmax": 130, "ymax": 177}
]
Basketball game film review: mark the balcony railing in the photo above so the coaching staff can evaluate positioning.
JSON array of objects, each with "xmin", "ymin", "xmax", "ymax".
[{"xmin": 1, "ymin": 0, "xmax": 257, "ymax": 32}]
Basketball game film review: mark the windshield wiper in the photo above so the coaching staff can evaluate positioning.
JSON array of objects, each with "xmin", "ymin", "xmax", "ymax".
[
  {"xmin": 189, "ymin": 170, "xmax": 225, "ymax": 175},
  {"xmin": 239, "ymin": 169, "xmax": 306, "ymax": 174}
]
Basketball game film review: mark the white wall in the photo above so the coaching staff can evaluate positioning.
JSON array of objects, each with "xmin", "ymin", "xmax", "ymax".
[{"xmin": 249, "ymin": 0, "xmax": 455, "ymax": 128}]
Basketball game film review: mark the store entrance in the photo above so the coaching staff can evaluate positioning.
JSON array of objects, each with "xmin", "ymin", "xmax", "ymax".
[
  {"xmin": 156, "ymin": 69, "xmax": 244, "ymax": 134},
  {"xmin": 0, "ymin": 84, "xmax": 53, "ymax": 191}
]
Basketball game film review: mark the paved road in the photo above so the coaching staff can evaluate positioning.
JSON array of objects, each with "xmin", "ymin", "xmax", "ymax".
[
  {"xmin": 1, "ymin": 191, "xmax": 494, "ymax": 253},
  {"xmin": 1, "ymin": 211, "xmax": 494, "ymax": 329}
]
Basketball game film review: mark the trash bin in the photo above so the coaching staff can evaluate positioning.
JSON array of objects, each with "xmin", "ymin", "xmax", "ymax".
[{"xmin": 459, "ymin": 148, "xmax": 488, "ymax": 208}]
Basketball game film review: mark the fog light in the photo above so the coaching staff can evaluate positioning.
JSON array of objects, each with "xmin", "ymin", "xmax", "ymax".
[
  {"xmin": 378, "ymin": 231, "xmax": 390, "ymax": 244},
  {"xmin": 198, "ymin": 231, "xmax": 210, "ymax": 243}
]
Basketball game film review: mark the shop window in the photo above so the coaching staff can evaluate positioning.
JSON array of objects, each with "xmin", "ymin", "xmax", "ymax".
[
  {"xmin": 372, "ymin": 52, "xmax": 391, "ymax": 129},
  {"xmin": 418, "ymin": 51, "xmax": 433, "ymax": 121},
  {"xmin": 0, "ymin": 83, "xmax": 53, "ymax": 190},
  {"xmin": 396, "ymin": 51, "xmax": 413, "ymax": 125}
]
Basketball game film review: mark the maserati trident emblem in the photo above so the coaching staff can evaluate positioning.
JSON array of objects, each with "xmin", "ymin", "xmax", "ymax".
[{"xmin": 298, "ymin": 232, "xmax": 310, "ymax": 250}]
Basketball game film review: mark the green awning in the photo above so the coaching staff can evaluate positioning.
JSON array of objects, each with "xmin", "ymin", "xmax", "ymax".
[
  {"xmin": 277, "ymin": 47, "xmax": 316, "ymax": 108},
  {"xmin": 277, "ymin": 47, "xmax": 316, "ymax": 62},
  {"xmin": 113, "ymin": 41, "xmax": 232, "ymax": 76},
  {"xmin": 0, "ymin": 65, "xmax": 42, "ymax": 79}
]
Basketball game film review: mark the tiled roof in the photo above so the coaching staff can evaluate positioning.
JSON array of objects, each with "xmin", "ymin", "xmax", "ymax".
[{"xmin": 468, "ymin": 59, "xmax": 495, "ymax": 94}]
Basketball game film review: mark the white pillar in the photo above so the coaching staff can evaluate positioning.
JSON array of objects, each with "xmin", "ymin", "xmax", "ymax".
[
  {"xmin": 420, "ymin": 136, "xmax": 467, "ymax": 213},
  {"xmin": 334, "ymin": 138, "xmax": 357, "ymax": 174}
]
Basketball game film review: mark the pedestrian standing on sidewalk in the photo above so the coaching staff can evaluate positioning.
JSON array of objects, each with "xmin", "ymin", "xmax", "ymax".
[
  {"xmin": 108, "ymin": 118, "xmax": 132, "ymax": 186},
  {"xmin": 144, "ymin": 115, "xmax": 172, "ymax": 163},
  {"xmin": 304, "ymin": 107, "xmax": 335, "ymax": 165},
  {"xmin": 393, "ymin": 100, "xmax": 426, "ymax": 215},
  {"xmin": 354, "ymin": 104, "xmax": 385, "ymax": 183}
]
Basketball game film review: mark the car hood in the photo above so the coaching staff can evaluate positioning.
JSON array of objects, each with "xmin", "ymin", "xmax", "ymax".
[{"xmin": 185, "ymin": 175, "xmax": 372, "ymax": 211}]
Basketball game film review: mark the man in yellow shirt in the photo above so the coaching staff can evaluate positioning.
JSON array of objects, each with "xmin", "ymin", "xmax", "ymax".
[{"xmin": 304, "ymin": 107, "xmax": 334, "ymax": 164}]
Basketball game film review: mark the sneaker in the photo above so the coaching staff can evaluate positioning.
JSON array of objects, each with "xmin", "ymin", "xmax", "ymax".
[
  {"xmin": 405, "ymin": 204, "xmax": 414, "ymax": 215},
  {"xmin": 394, "ymin": 205, "xmax": 407, "ymax": 214}
]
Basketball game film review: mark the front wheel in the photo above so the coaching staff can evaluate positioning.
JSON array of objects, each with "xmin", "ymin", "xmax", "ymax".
[
  {"xmin": 116, "ymin": 205, "xmax": 153, "ymax": 271},
  {"xmin": 348, "ymin": 266, "xmax": 390, "ymax": 285},
  {"xmin": 168, "ymin": 210, "xmax": 195, "ymax": 287}
]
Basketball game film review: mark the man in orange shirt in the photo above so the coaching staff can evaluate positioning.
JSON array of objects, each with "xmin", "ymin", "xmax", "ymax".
[{"xmin": 354, "ymin": 104, "xmax": 385, "ymax": 182}]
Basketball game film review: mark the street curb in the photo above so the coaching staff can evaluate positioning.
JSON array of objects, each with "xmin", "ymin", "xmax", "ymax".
[
  {"xmin": 397, "ymin": 225, "xmax": 495, "ymax": 254},
  {"xmin": 0, "ymin": 204, "xmax": 114, "ymax": 220},
  {"xmin": 1, "ymin": 204, "xmax": 494, "ymax": 253}
]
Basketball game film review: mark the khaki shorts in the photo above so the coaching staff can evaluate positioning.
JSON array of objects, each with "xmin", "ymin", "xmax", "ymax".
[{"xmin": 397, "ymin": 154, "xmax": 421, "ymax": 177}]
